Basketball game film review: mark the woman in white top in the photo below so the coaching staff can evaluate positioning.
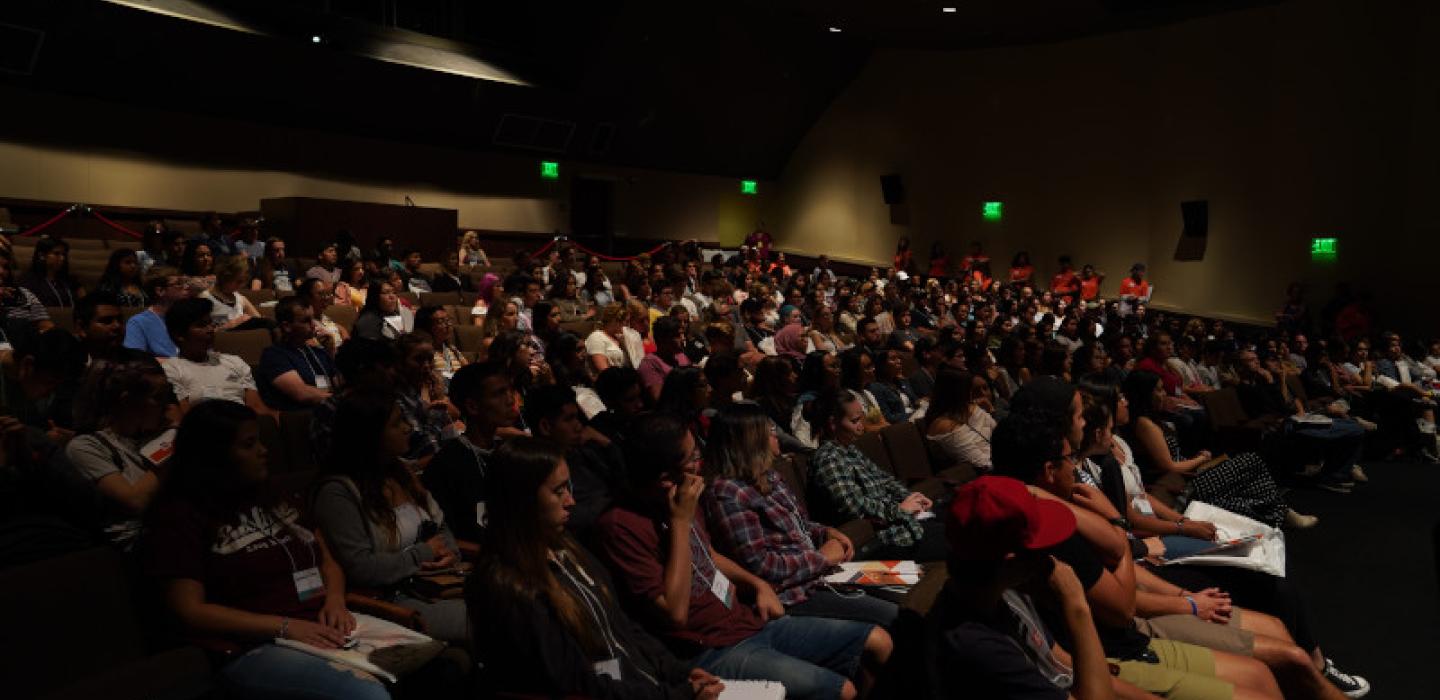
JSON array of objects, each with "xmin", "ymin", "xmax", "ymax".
[
  {"xmin": 807, "ymin": 306, "xmax": 847, "ymax": 355},
  {"xmin": 1076, "ymin": 380, "xmax": 1219, "ymax": 541},
  {"xmin": 200, "ymin": 256, "xmax": 262, "ymax": 331},
  {"xmin": 924, "ymin": 367, "xmax": 996, "ymax": 472},
  {"xmin": 584, "ymin": 303, "xmax": 639, "ymax": 373}
]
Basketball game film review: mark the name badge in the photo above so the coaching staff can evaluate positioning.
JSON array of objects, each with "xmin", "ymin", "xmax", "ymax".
[
  {"xmin": 142, "ymin": 428, "xmax": 177, "ymax": 466},
  {"xmin": 710, "ymin": 570, "xmax": 733, "ymax": 609},
  {"xmin": 293, "ymin": 566, "xmax": 325, "ymax": 601},
  {"xmin": 594, "ymin": 658, "xmax": 622, "ymax": 681},
  {"xmin": 314, "ymin": 375, "xmax": 331, "ymax": 390}
]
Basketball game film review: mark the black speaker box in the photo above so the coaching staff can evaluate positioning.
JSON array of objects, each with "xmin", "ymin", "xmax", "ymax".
[
  {"xmin": 1181, "ymin": 200, "xmax": 1208, "ymax": 238},
  {"xmin": 880, "ymin": 174, "xmax": 905, "ymax": 205}
]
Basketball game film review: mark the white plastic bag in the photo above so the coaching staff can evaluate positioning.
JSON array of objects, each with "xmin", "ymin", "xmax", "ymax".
[{"xmin": 1166, "ymin": 501, "xmax": 1287, "ymax": 577}]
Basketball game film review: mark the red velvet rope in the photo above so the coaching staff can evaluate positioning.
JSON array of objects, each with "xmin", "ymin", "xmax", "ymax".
[
  {"xmin": 15, "ymin": 204, "xmax": 143, "ymax": 241},
  {"xmin": 88, "ymin": 208, "xmax": 145, "ymax": 240},
  {"xmin": 567, "ymin": 239, "xmax": 673, "ymax": 262},
  {"xmin": 15, "ymin": 206, "xmax": 75, "ymax": 237}
]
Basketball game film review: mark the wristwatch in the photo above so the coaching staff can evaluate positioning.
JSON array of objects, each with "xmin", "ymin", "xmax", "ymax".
[{"xmin": 1107, "ymin": 516, "xmax": 1131, "ymax": 531}]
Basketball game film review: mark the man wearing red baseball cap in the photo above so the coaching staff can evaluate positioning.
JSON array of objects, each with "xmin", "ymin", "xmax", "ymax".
[{"xmin": 932, "ymin": 474, "xmax": 1115, "ymax": 700}]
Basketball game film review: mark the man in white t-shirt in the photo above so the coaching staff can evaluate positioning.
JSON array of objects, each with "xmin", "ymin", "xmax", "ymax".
[{"xmin": 162, "ymin": 297, "xmax": 272, "ymax": 416}]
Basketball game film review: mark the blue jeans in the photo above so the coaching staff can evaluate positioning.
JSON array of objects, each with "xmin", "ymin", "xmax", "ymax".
[
  {"xmin": 694, "ymin": 616, "xmax": 873, "ymax": 700},
  {"xmin": 1289, "ymin": 417, "xmax": 1365, "ymax": 480},
  {"xmin": 221, "ymin": 643, "xmax": 391, "ymax": 700},
  {"xmin": 788, "ymin": 587, "xmax": 900, "ymax": 628}
]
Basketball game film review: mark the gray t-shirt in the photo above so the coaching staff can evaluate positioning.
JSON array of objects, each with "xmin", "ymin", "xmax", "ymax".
[{"xmin": 64, "ymin": 429, "xmax": 150, "ymax": 549}]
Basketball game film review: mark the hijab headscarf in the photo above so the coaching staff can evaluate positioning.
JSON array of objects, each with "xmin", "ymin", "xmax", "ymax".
[{"xmin": 774, "ymin": 323, "xmax": 809, "ymax": 361}]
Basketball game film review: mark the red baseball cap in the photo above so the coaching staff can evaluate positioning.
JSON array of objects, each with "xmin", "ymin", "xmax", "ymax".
[{"xmin": 945, "ymin": 476, "xmax": 1077, "ymax": 561}]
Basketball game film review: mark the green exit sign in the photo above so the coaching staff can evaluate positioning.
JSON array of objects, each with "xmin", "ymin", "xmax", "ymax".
[
  {"xmin": 982, "ymin": 201, "xmax": 1003, "ymax": 221},
  {"xmin": 741, "ymin": 180, "xmax": 758, "ymax": 195},
  {"xmin": 1311, "ymin": 237, "xmax": 1337, "ymax": 261},
  {"xmin": 540, "ymin": 161, "xmax": 560, "ymax": 180}
]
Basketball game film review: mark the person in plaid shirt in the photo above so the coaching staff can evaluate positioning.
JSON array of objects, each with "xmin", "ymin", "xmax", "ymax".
[
  {"xmin": 595, "ymin": 412, "xmax": 894, "ymax": 700},
  {"xmin": 807, "ymin": 389, "xmax": 948, "ymax": 561},
  {"xmin": 701, "ymin": 404, "xmax": 898, "ymax": 628}
]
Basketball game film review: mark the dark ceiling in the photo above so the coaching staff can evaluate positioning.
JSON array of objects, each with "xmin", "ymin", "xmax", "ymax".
[{"xmin": 0, "ymin": 0, "xmax": 1277, "ymax": 180}]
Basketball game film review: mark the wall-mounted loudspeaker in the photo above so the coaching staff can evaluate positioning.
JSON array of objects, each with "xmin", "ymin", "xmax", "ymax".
[
  {"xmin": 1181, "ymin": 200, "xmax": 1208, "ymax": 237},
  {"xmin": 880, "ymin": 174, "xmax": 905, "ymax": 205},
  {"xmin": 1175, "ymin": 200, "xmax": 1208, "ymax": 261}
]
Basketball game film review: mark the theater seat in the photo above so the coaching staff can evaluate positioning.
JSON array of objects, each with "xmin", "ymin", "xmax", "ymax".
[
  {"xmin": 278, "ymin": 410, "xmax": 317, "ymax": 473},
  {"xmin": 854, "ymin": 431, "xmax": 892, "ymax": 475},
  {"xmin": 238, "ymin": 289, "xmax": 275, "ymax": 306},
  {"xmin": 213, "ymin": 328, "xmax": 272, "ymax": 367},
  {"xmin": 880, "ymin": 422, "xmax": 932, "ymax": 484},
  {"xmin": 453, "ymin": 325, "xmax": 486, "ymax": 353},
  {"xmin": 0, "ymin": 547, "xmax": 212, "ymax": 700},
  {"xmin": 324, "ymin": 303, "xmax": 356, "ymax": 331},
  {"xmin": 45, "ymin": 306, "xmax": 74, "ymax": 332},
  {"xmin": 419, "ymin": 291, "xmax": 461, "ymax": 308},
  {"xmin": 772, "ymin": 453, "xmax": 808, "ymax": 504}
]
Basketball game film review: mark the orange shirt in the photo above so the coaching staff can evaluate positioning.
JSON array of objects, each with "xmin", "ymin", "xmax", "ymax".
[
  {"xmin": 1050, "ymin": 271, "xmax": 1080, "ymax": 296},
  {"xmin": 1118, "ymin": 277, "xmax": 1150, "ymax": 300},
  {"xmin": 1080, "ymin": 276, "xmax": 1102, "ymax": 301}
]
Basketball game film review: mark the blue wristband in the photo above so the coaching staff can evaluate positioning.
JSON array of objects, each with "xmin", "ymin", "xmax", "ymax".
[{"xmin": 1185, "ymin": 595, "xmax": 1198, "ymax": 616}]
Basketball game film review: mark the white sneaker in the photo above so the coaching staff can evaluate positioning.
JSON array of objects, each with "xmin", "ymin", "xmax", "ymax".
[
  {"xmin": 1350, "ymin": 464, "xmax": 1368, "ymax": 483},
  {"xmin": 1324, "ymin": 657, "xmax": 1371, "ymax": 698},
  {"xmin": 1284, "ymin": 508, "xmax": 1319, "ymax": 529}
]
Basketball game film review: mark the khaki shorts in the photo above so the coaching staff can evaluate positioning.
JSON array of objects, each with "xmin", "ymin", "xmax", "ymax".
[
  {"xmin": 1136, "ymin": 609, "xmax": 1254, "ymax": 656},
  {"xmin": 1114, "ymin": 639, "xmax": 1234, "ymax": 700}
]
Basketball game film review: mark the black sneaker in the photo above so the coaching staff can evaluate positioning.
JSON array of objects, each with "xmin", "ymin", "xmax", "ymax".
[{"xmin": 1324, "ymin": 658, "xmax": 1370, "ymax": 698}]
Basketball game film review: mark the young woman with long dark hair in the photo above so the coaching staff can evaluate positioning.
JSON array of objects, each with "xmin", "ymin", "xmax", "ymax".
[
  {"xmin": 925, "ymin": 368, "xmax": 995, "ymax": 472},
  {"xmin": 1121, "ymin": 370, "xmax": 1306, "ymax": 530},
  {"xmin": 466, "ymin": 437, "xmax": 726, "ymax": 699},
  {"xmin": 21, "ymin": 236, "xmax": 83, "ymax": 307},
  {"xmin": 309, "ymin": 386, "xmax": 470, "ymax": 644},
  {"xmin": 143, "ymin": 401, "xmax": 387, "ymax": 700},
  {"xmin": 96, "ymin": 248, "xmax": 147, "ymax": 307}
]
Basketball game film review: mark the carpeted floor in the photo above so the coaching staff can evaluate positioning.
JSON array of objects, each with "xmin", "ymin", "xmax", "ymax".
[{"xmin": 1284, "ymin": 459, "xmax": 1440, "ymax": 699}]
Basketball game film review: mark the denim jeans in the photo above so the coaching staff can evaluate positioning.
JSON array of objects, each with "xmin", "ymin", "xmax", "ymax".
[
  {"xmin": 1289, "ymin": 416, "xmax": 1365, "ymax": 480},
  {"xmin": 788, "ymin": 587, "xmax": 900, "ymax": 628},
  {"xmin": 220, "ymin": 643, "xmax": 391, "ymax": 700},
  {"xmin": 693, "ymin": 615, "xmax": 873, "ymax": 700}
]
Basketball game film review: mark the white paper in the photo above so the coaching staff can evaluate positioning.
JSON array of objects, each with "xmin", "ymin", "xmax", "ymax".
[{"xmin": 719, "ymin": 680, "xmax": 785, "ymax": 700}]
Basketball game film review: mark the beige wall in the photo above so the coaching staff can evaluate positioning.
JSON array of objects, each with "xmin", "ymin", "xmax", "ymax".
[
  {"xmin": 0, "ymin": 85, "xmax": 773, "ymax": 247},
  {"xmin": 774, "ymin": 0, "xmax": 1439, "ymax": 328}
]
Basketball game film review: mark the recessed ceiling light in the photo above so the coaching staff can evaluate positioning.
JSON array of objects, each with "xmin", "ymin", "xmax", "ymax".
[
  {"xmin": 311, "ymin": 35, "xmax": 321, "ymax": 43},
  {"xmin": 828, "ymin": 26, "xmax": 842, "ymax": 33},
  {"xmin": 942, "ymin": 7, "xmax": 957, "ymax": 12}
]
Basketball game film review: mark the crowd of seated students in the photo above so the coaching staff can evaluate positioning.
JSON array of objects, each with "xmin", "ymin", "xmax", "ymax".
[{"xmin": 3, "ymin": 222, "xmax": 1424, "ymax": 699}]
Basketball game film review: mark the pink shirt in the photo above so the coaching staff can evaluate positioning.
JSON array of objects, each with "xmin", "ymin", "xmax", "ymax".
[{"xmin": 638, "ymin": 351, "xmax": 691, "ymax": 398}]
